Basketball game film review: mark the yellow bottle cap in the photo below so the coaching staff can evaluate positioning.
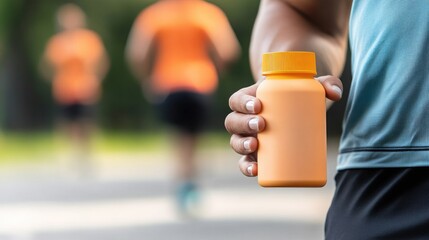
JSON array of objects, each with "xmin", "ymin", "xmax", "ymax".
[{"xmin": 262, "ymin": 51, "xmax": 317, "ymax": 75}]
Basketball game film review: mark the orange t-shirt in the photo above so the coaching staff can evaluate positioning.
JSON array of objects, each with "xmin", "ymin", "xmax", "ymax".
[
  {"xmin": 134, "ymin": 0, "xmax": 237, "ymax": 94},
  {"xmin": 45, "ymin": 29, "xmax": 105, "ymax": 105}
]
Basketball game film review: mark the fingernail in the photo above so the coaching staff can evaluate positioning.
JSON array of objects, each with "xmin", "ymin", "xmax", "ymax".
[
  {"xmin": 332, "ymin": 85, "xmax": 343, "ymax": 98},
  {"xmin": 249, "ymin": 118, "xmax": 259, "ymax": 131},
  {"xmin": 246, "ymin": 101, "xmax": 255, "ymax": 113},
  {"xmin": 315, "ymin": 76, "xmax": 327, "ymax": 83},
  {"xmin": 244, "ymin": 139, "xmax": 251, "ymax": 151},
  {"xmin": 247, "ymin": 165, "xmax": 254, "ymax": 176}
]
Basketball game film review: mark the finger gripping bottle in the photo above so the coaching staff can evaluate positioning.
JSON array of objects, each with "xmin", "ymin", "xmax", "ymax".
[{"xmin": 257, "ymin": 51, "xmax": 326, "ymax": 187}]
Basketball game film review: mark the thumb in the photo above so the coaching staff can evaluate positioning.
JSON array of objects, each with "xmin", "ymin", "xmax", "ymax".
[{"xmin": 316, "ymin": 75, "xmax": 343, "ymax": 102}]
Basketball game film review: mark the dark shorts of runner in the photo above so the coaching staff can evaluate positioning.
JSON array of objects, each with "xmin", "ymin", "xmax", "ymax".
[
  {"xmin": 59, "ymin": 103, "xmax": 93, "ymax": 121},
  {"xmin": 325, "ymin": 167, "xmax": 429, "ymax": 240},
  {"xmin": 156, "ymin": 90, "xmax": 211, "ymax": 135}
]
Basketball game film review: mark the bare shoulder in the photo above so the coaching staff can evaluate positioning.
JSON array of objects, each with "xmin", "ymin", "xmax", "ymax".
[
  {"xmin": 133, "ymin": 2, "xmax": 163, "ymax": 25},
  {"xmin": 76, "ymin": 29, "xmax": 101, "ymax": 42},
  {"xmin": 46, "ymin": 33, "xmax": 63, "ymax": 47},
  {"xmin": 197, "ymin": 0, "xmax": 226, "ymax": 15}
]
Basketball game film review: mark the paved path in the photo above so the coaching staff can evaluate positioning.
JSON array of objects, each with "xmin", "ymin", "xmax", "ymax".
[{"xmin": 0, "ymin": 139, "xmax": 340, "ymax": 240}]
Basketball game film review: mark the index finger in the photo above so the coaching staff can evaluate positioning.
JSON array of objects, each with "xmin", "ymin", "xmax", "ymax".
[{"xmin": 228, "ymin": 81, "xmax": 262, "ymax": 114}]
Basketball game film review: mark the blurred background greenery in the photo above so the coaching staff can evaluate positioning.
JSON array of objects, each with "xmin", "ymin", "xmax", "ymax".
[{"xmin": 0, "ymin": 0, "xmax": 350, "ymax": 134}]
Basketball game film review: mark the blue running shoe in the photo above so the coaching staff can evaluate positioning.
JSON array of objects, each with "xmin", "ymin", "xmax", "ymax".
[{"xmin": 176, "ymin": 182, "xmax": 200, "ymax": 218}]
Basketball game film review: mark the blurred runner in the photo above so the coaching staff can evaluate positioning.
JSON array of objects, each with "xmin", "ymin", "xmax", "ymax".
[
  {"xmin": 42, "ymin": 3, "xmax": 109, "ymax": 176},
  {"xmin": 126, "ymin": 0, "xmax": 240, "ymax": 216}
]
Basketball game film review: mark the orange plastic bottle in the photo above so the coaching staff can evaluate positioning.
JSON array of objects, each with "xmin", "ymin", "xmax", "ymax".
[{"xmin": 256, "ymin": 51, "xmax": 326, "ymax": 187}]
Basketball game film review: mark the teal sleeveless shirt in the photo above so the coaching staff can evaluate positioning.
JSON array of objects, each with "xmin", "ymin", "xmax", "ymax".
[{"xmin": 338, "ymin": 0, "xmax": 429, "ymax": 169}]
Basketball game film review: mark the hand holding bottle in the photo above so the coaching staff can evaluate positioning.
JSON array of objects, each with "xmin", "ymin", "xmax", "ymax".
[{"xmin": 225, "ymin": 55, "xmax": 343, "ymax": 180}]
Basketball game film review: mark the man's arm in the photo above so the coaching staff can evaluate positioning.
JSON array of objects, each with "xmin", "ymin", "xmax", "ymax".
[
  {"xmin": 250, "ymin": 0, "xmax": 351, "ymax": 79},
  {"xmin": 225, "ymin": 0, "xmax": 352, "ymax": 177},
  {"xmin": 205, "ymin": 7, "xmax": 241, "ymax": 68},
  {"xmin": 125, "ymin": 11, "xmax": 154, "ymax": 81}
]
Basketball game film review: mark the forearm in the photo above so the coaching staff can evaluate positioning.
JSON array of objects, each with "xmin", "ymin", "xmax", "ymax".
[
  {"xmin": 125, "ymin": 43, "xmax": 151, "ymax": 81},
  {"xmin": 127, "ymin": 58, "xmax": 149, "ymax": 81},
  {"xmin": 125, "ymin": 32, "xmax": 153, "ymax": 82},
  {"xmin": 250, "ymin": 0, "xmax": 350, "ymax": 79}
]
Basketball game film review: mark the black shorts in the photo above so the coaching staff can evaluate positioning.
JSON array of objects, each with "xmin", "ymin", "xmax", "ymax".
[
  {"xmin": 325, "ymin": 168, "xmax": 429, "ymax": 240},
  {"xmin": 59, "ymin": 103, "xmax": 92, "ymax": 121},
  {"xmin": 157, "ymin": 91, "xmax": 211, "ymax": 134}
]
